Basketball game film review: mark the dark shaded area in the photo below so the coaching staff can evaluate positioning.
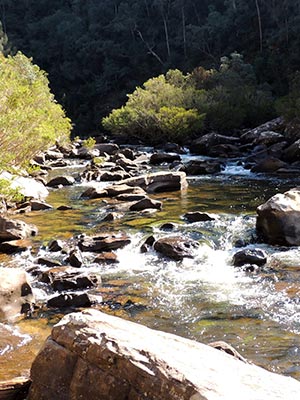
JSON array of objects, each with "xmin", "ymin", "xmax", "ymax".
[{"xmin": 1, "ymin": 1, "xmax": 300, "ymax": 135}]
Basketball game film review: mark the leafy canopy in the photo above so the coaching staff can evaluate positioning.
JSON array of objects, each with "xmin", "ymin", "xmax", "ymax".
[{"xmin": 0, "ymin": 52, "xmax": 71, "ymax": 171}]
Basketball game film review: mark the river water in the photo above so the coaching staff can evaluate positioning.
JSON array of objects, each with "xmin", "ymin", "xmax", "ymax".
[{"xmin": 1, "ymin": 156, "xmax": 300, "ymax": 381}]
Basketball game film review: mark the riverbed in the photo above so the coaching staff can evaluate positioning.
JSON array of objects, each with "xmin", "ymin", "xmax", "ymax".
[{"xmin": 1, "ymin": 156, "xmax": 300, "ymax": 381}]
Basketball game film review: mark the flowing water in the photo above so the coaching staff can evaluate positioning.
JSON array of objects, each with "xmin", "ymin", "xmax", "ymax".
[{"xmin": 1, "ymin": 158, "xmax": 300, "ymax": 382}]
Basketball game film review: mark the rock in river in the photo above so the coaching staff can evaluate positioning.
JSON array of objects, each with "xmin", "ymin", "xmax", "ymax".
[
  {"xmin": 79, "ymin": 233, "xmax": 130, "ymax": 252},
  {"xmin": 0, "ymin": 216, "xmax": 37, "ymax": 242},
  {"xmin": 154, "ymin": 236, "xmax": 199, "ymax": 261},
  {"xmin": 256, "ymin": 187, "xmax": 300, "ymax": 245}
]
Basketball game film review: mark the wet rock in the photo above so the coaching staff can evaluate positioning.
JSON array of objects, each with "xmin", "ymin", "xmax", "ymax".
[
  {"xmin": 116, "ymin": 193, "xmax": 147, "ymax": 202},
  {"xmin": 48, "ymin": 159, "xmax": 69, "ymax": 168},
  {"xmin": 45, "ymin": 149, "xmax": 64, "ymax": 160},
  {"xmin": 57, "ymin": 205, "xmax": 73, "ymax": 210},
  {"xmin": 241, "ymin": 117, "xmax": 285, "ymax": 144},
  {"xmin": 47, "ymin": 293, "xmax": 93, "ymax": 308},
  {"xmin": 118, "ymin": 148, "xmax": 135, "ymax": 160},
  {"xmin": 154, "ymin": 236, "xmax": 199, "ymax": 261},
  {"xmin": 0, "ymin": 216, "xmax": 37, "ymax": 242},
  {"xmin": 140, "ymin": 235, "xmax": 155, "ymax": 253},
  {"xmin": 75, "ymin": 147, "xmax": 100, "ymax": 160},
  {"xmin": 79, "ymin": 233, "xmax": 130, "ymax": 252},
  {"xmin": 251, "ymin": 157, "xmax": 287, "ymax": 173},
  {"xmin": 28, "ymin": 309, "xmax": 300, "ymax": 400},
  {"xmin": 0, "ymin": 239, "xmax": 31, "ymax": 254},
  {"xmin": 0, "ymin": 267, "xmax": 34, "ymax": 319},
  {"xmin": 100, "ymin": 212, "xmax": 119, "ymax": 222},
  {"xmin": 0, "ymin": 377, "xmax": 31, "ymax": 400},
  {"xmin": 161, "ymin": 142, "xmax": 187, "ymax": 154},
  {"xmin": 129, "ymin": 198, "xmax": 162, "ymax": 211},
  {"xmin": 252, "ymin": 131, "xmax": 285, "ymax": 146},
  {"xmin": 80, "ymin": 187, "xmax": 108, "ymax": 199},
  {"xmin": 94, "ymin": 252, "xmax": 119, "ymax": 264},
  {"xmin": 100, "ymin": 171, "xmax": 130, "ymax": 181},
  {"xmin": 181, "ymin": 160, "xmax": 223, "ymax": 175},
  {"xmin": 116, "ymin": 156, "xmax": 139, "ymax": 172},
  {"xmin": 190, "ymin": 133, "xmax": 240, "ymax": 155},
  {"xmin": 256, "ymin": 188, "xmax": 300, "ymax": 245},
  {"xmin": 106, "ymin": 184, "xmax": 146, "ymax": 197},
  {"xmin": 47, "ymin": 176, "xmax": 75, "ymax": 187},
  {"xmin": 48, "ymin": 239, "xmax": 64, "ymax": 252},
  {"xmin": 30, "ymin": 200, "xmax": 53, "ymax": 211},
  {"xmin": 282, "ymin": 139, "xmax": 300, "ymax": 162},
  {"xmin": 150, "ymin": 152, "xmax": 181, "ymax": 165},
  {"xmin": 232, "ymin": 248, "xmax": 267, "ymax": 267},
  {"xmin": 94, "ymin": 143, "xmax": 119, "ymax": 156},
  {"xmin": 160, "ymin": 223, "xmax": 176, "ymax": 231},
  {"xmin": 67, "ymin": 249, "xmax": 83, "ymax": 268},
  {"xmin": 209, "ymin": 144, "xmax": 241, "ymax": 158},
  {"xmin": 183, "ymin": 212, "xmax": 215, "ymax": 223},
  {"xmin": 37, "ymin": 257, "xmax": 62, "ymax": 268},
  {"xmin": 51, "ymin": 272, "xmax": 98, "ymax": 292},
  {"xmin": 121, "ymin": 171, "xmax": 187, "ymax": 193}
]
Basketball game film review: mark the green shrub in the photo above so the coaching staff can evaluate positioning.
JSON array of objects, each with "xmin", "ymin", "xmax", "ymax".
[{"xmin": 0, "ymin": 52, "xmax": 71, "ymax": 171}]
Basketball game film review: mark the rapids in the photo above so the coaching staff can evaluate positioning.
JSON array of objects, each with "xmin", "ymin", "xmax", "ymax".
[{"xmin": 1, "ymin": 156, "xmax": 300, "ymax": 381}]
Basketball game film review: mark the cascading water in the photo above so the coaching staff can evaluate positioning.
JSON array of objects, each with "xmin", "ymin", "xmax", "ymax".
[{"xmin": 1, "ymin": 157, "xmax": 300, "ymax": 380}]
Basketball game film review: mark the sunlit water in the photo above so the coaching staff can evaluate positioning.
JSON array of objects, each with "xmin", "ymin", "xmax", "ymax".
[{"xmin": 1, "ymin": 158, "xmax": 300, "ymax": 380}]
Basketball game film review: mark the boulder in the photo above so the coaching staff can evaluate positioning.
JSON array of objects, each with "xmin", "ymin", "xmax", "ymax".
[
  {"xmin": 251, "ymin": 157, "xmax": 287, "ymax": 173},
  {"xmin": 0, "ymin": 239, "xmax": 31, "ymax": 254},
  {"xmin": 150, "ymin": 153, "xmax": 181, "ymax": 165},
  {"xmin": 256, "ymin": 188, "xmax": 300, "ymax": 245},
  {"xmin": 100, "ymin": 171, "xmax": 130, "ymax": 181},
  {"xmin": 190, "ymin": 133, "xmax": 240, "ymax": 155},
  {"xmin": 232, "ymin": 248, "xmax": 268, "ymax": 267},
  {"xmin": 0, "ymin": 267, "xmax": 34, "ymax": 319},
  {"xmin": 79, "ymin": 233, "xmax": 130, "ymax": 252},
  {"xmin": 181, "ymin": 160, "xmax": 223, "ymax": 175},
  {"xmin": 129, "ymin": 198, "xmax": 162, "ymax": 211},
  {"xmin": 67, "ymin": 249, "xmax": 83, "ymax": 268},
  {"xmin": 154, "ymin": 236, "xmax": 199, "ymax": 261},
  {"xmin": 30, "ymin": 200, "xmax": 53, "ymax": 211},
  {"xmin": 120, "ymin": 171, "xmax": 188, "ymax": 193},
  {"xmin": 57, "ymin": 205, "xmax": 73, "ymax": 210},
  {"xmin": 51, "ymin": 272, "xmax": 98, "ymax": 292},
  {"xmin": 0, "ymin": 377, "xmax": 31, "ymax": 400},
  {"xmin": 47, "ymin": 293, "xmax": 93, "ymax": 308},
  {"xmin": 241, "ymin": 117, "xmax": 285, "ymax": 143},
  {"xmin": 48, "ymin": 239, "xmax": 65, "ymax": 252},
  {"xmin": 44, "ymin": 149, "xmax": 64, "ymax": 160},
  {"xmin": 94, "ymin": 252, "xmax": 119, "ymax": 264},
  {"xmin": 94, "ymin": 143, "xmax": 119, "ymax": 155},
  {"xmin": 282, "ymin": 139, "xmax": 300, "ymax": 162},
  {"xmin": 47, "ymin": 176, "xmax": 75, "ymax": 187},
  {"xmin": 28, "ymin": 309, "xmax": 300, "ymax": 400},
  {"xmin": 37, "ymin": 257, "xmax": 62, "ymax": 268},
  {"xmin": 0, "ymin": 216, "xmax": 37, "ymax": 242},
  {"xmin": 81, "ymin": 187, "xmax": 108, "ymax": 199},
  {"xmin": 106, "ymin": 184, "xmax": 146, "ymax": 197},
  {"xmin": 183, "ymin": 212, "xmax": 215, "ymax": 223}
]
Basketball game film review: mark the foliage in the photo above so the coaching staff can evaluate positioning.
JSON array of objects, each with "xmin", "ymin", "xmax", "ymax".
[
  {"xmin": 276, "ymin": 72, "xmax": 300, "ymax": 121},
  {"xmin": 2, "ymin": 0, "xmax": 299, "ymax": 135},
  {"xmin": 0, "ymin": 52, "xmax": 71, "ymax": 171},
  {"xmin": 103, "ymin": 55, "xmax": 274, "ymax": 143},
  {"xmin": 102, "ymin": 72, "xmax": 205, "ymax": 144},
  {"xmin": 0, "ymin": 178, "xmax": 24, "ymax": 203},
  {"xmin": 83, "ymin": 137, "xmax": 96, "ymax": 150}
]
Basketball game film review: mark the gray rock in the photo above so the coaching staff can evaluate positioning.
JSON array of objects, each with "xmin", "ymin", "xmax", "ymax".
[
  {"xmin": 154, "ymin": 236, "xmax": 199, "ymax": 261},
  {"xmin": 28, "ymin": 309, "xmax": 300, "ymax": 400},
  {"xmin": 0, "ymin": 216, "xmax": 37, "ymax": 242},
  {"xmin": 256, "ymin": 188, "xmax": 300, "ymax": 245},
  {"xmin": 129, "ymin": 198, "xmax": 162, "ymax": 211},
  {"xmin": 232, "ymin": 249, "xmax": 267, "ymax": 267},
  {"xmin": 150, "ymin": 152, "xmax": 181, "ymax": 165},
  {"xmin": 181, "ymin": 160, "xmax": 223, "ymax": 175},
  {"xmin": 47, "ymin": 176, "xmax": 75, "ymax": 187},
  {"xmin": 47, "ymin": 293, "xmax": 93, "ymax": 308},
  {"xmin": 79, "ymin": 233, "xmax": 130, "ymax": 252}
]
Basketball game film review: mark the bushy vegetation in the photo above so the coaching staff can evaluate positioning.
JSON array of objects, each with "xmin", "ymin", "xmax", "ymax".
[
  {"xmin": 3, "ymin": 1, "xmax": 300, "ymax": 135},
  {"xmin": 103, "ymin": 54, "xmax": 275, "ymax": 144},
  {"xmin": 0, "ymin": 52, "xmax": 71, "ymax": 171}
]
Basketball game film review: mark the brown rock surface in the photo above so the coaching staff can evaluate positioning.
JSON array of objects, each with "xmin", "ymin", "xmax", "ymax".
[{"xmin": 28, "ymin": 309, "xmax": 300, "ymax": 400}]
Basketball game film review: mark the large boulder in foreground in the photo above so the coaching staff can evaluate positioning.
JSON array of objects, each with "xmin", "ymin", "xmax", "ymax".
[
  {"xmin": 0, "ymin": 267, "xmax": 34, "ymax": 319},
  {"xmin": 256, "ymin": 188, "xmax": 300, "ymax": 245},
  {"xmin": 28, "ymin": 309, "xmax": 300, "ymax": 400}
]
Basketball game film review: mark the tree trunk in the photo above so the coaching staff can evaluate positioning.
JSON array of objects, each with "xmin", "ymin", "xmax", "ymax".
[{"xmin": 255, "ymin": 0, "xmax": 263, "ymax": 52}]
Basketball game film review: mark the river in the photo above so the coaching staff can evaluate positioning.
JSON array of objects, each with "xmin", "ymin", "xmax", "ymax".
[{"xmin": 1, "ymin": 155, "xmax": 300, "ymax": 382}]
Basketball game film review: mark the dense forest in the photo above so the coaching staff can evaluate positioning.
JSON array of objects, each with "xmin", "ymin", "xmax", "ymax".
[{"xmin": 1, "ymin": 0, "xmax": 300, "ymax": 135}]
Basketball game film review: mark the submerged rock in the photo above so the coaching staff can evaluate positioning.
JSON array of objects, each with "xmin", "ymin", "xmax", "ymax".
[
  {"xmin": 28, "ymin": 309, "xmax": 300, "ymax": 400},
  {"xmin": 183, "ymin": 211, "xmax": 215, "ymax": 223},
  {"xmin": 154, "ymin": 236, "xmax": 199, "ymax": 261},
  {"xmin": 129, "ymin": 197, "xmax": 162, "ymax": 211},
  {"xmin": 256, "ymin": 187, "xmax": 300, "ymax": 245}
]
